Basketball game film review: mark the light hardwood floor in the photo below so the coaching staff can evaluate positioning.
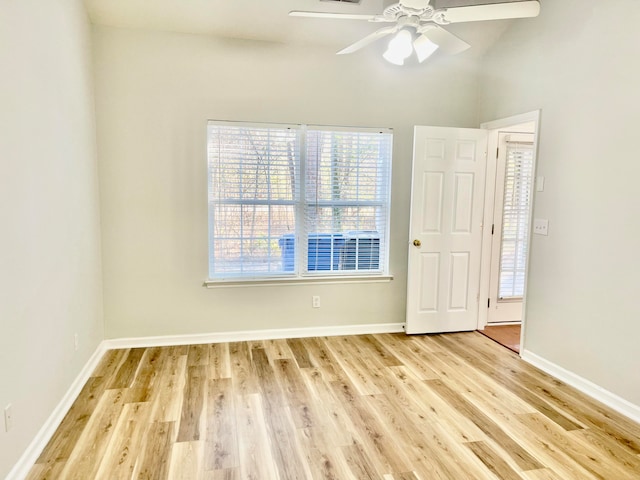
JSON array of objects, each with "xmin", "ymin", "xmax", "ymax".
[{"xmin": 27, "ymin": 332, "xmax": 640, "ymax": 479}]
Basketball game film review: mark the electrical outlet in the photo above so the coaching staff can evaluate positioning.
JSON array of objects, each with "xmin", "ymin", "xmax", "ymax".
[
  {"xmin": 312, "ymin": 296, "xmax": 321, "ymax": 308},
  {"xmin": 74, "ymin": 333, "xmax": 79, "ymax": 351},
  {"xmin": 4, "ymin": 404, "xmax": 13, "ymax": 432}
]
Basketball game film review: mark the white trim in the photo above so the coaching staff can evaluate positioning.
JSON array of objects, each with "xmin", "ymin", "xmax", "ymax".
[
  {"xmin": 204, "ymin": 274, "xmax": 394, "ymax": 288},
  {"xmin": 208, "ymin": 119, "xmax": 299, "ymax": 130},
  {"xmin": 486, "ymin": 321, "xmax": 522, "ymax": 327},
  {"xmin": 5, "ymin": 342, "xmax": 108, "ymax": 480},
  {"xmin": 104, "ymin": 322, "xmax": 406, "ymax": 349},
  {"xmin": 480, "ymin": 110, "xmax": 541, "ymax": 131},
  {"xmin": 307, "ymin": 124, "xmax": 393, "ymax": 134},
  {"xmin": 522, "ymin": 350, "xmax": 640, "ymax": 425}
]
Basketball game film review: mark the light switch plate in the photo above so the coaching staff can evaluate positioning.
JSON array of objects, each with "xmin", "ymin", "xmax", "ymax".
[
  {"xmin": 536, "ymin": 176, "xmax": 545, "ymax": 192},
  {"xmin": 533, "ymin": 218, "xmax": 549, "ymax": 236}
]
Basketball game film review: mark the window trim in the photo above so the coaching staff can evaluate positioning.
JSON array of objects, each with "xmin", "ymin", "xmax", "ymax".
[
  {"xmin": 203, "ymin": 274, "xmax": 394, "ymax": 288},
  {"xmin": 206, "ymin": 120, "xmax": 393, "ymax": 283}
]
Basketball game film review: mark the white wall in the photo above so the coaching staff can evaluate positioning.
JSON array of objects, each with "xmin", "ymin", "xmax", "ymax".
[
  {"xmin": 93, "ymin": 26, "xmax": 482, "ymax": 339},
  {"xmin": 479, "ymin": 0, "xmax": 640, "ymax": 406},
  {"xmin": 0, "ymin": 0, "xmax": 103, "ymax": 477}
]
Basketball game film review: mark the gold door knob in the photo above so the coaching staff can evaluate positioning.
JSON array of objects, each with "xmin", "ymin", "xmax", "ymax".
[{"xmin": 413, "ymin": 239, "xmax": 422, "ymax": 247}]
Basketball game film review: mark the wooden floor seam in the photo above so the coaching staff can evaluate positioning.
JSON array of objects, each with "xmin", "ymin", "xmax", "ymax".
[{"xmin": 26, "ymin": 331, "xmax": 640, "ymax": 479}]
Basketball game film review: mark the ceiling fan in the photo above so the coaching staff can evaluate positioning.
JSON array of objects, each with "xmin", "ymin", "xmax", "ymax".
[{"xmin": 289, "ymin": 0, "xmax": 540, "ymax": 65}]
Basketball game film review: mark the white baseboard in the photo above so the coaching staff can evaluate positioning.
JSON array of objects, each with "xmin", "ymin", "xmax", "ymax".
[
  {"xmin": 5, "ymin": 342, "xmax": 108, "ymax": 480},
  {"xmin": 521, "ymin": 349, "xmax": 640, "ymax": 425},
  {"xmin": 104, "ymin": 322, "xmax": 406, "ymax": 349}
]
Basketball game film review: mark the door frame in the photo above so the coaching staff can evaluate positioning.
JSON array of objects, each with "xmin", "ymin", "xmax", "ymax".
[{"xmin": 477, "ymin": 110, "xmax": 541, "ymax": 354}]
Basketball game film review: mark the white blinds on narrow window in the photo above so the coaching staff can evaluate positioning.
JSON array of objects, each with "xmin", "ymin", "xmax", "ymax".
[
  {"xmin": 207, "ymin": 123, "xmax": 300, "ymax": 277},
  {"xmin": 304, "ymin": 128, "xmax": 392, "ymax": 274},
  {"xmin": 498, "ymin": 139, "xmax": 534, "ymax": 299}
]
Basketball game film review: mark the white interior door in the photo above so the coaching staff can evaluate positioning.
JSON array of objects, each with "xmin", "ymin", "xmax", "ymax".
[
  {"xmin": 406, "ymin": 126, "xmax": 488, "ymax": 334},
  {"xmin": 487, "ymin": 133, "xmax": 535, "ymax": 324}
]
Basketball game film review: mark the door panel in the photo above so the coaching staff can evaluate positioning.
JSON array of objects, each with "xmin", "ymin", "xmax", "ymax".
[
  {"xmin": 422, "ymin": 173, "xmax": 444, "ymax": 233},
  {"xmin": 406, "ymin": 127, "xmax": 487, "ymax": 334},
  {"xmin": 419, "ymin": 253, "xmax": 440, "ymax": 312},
  {"xmin": 453, "ymin": 173, "xmax": 474, "ymax": 232},
  {"xmin": 449, "ymin": 252, "xmax": 470, "ymax": 310}
]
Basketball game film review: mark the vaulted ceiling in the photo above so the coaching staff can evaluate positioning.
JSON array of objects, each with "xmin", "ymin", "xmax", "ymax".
[{"xmin": 83, "ymin": 0, "xmax": 526, "ymax": 56}]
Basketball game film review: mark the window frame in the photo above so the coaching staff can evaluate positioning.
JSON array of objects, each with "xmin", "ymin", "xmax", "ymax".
[{"xmin": 205, "ymin": 120, "xmax": 393, "ymax": 285}]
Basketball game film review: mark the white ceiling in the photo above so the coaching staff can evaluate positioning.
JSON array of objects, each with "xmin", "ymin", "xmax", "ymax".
[{"xmin": 83, "ymin": 0, "xmax": 516, "ymax": 56}]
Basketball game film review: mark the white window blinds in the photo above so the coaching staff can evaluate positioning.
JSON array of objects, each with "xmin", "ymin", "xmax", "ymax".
[
  {"xmin": 207, "ymin": 123, "xmax": 300, "ymax": 277},
  {"xmin": 304, "ymin": 128, "xmax": 392, "ymax": 274},
  {"xmin": 207, "ymin": 122, "xmax": 392, "ymax": 280},
  {"xmin": 498, "ymin": 139, "xmax": 534, "ymax": 299}
]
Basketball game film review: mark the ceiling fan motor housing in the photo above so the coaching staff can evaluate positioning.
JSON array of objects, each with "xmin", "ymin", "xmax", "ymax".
[
  {"xmin": 382, "ymin": 0, "xmax": 436, "ymax": 24},
  {"xmin": 384, "ymin": 0, "xmax": 432, "ymax": 10}
]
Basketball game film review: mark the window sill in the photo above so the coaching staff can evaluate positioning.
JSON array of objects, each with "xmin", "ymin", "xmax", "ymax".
[{"xmin": 203, "ymin": 274, "xmax": 394, "ymax": 288}]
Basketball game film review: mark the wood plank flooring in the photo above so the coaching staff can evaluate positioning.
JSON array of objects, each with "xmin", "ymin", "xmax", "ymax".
[{"xmin": 27, "ymin": 332, "xmax": 640, "ymax": 479}]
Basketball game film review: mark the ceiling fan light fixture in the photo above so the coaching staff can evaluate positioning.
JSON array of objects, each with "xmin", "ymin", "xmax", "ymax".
[
  {"xmin": 383, "ymin": 29, "xmax": 413, "ymax": 66},
  {"xmin": 290, "ymin": 0, "xmax": 541, "ymax": 64},
  {"xmin": 413, "ymin": 34, "xmax": 439, "ymax": 63}
]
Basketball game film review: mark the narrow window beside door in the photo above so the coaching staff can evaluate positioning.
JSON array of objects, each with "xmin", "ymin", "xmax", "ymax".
[{"xmin": 498, "ymin": 139, "xmax": 534, "ymax": 299}]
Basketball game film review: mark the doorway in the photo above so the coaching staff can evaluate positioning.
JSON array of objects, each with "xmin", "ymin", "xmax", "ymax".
[
  {"xmin": 478, "ymin": 113, "xmax": 540, "ymax": 354},
  {"xmin": 404, "ymin": 112, "xmax": 540, "ymax": 353}
]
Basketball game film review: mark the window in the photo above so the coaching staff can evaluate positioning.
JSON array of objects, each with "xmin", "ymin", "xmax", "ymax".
[
  {"xmin": 207, "ymin": 121, "xmax": 392, "ymax": 281},
  {"xmin": 498, "ymin": 138, "xmax": 534, "ymax": 299}
]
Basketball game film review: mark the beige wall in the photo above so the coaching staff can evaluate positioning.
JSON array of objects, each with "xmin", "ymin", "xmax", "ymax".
[
  {"xmin": 479, "ymin": 0, "xmax": 640, "ymax": 406},
  {"xmin": 0, "ymin": 0, "xmax": 104, "ymax": 477},
  {"xmin": 93, "ymin": 26, "xmax": 482, "ymax": 339},
  {"xmin": 4, "ymin": 0, "xmax": 640, "ymax": 474}
]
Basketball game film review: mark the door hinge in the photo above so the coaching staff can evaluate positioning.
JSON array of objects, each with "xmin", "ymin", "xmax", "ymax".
[
  {"xmin": 491, "ymin": 224, "xmax": 495, "ymax": 235},
  {"xmin": 487, "ymin": 298, "xmax": 491, "ymax": 308},
  {"xmin": 496, "ymin": 148, "xmax": 499, "ymax": 158}
]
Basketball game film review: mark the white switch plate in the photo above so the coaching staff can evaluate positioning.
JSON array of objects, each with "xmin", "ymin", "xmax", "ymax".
[
  {"xmin": 533, "ymin": 218, "xmax": 549, "ymax": 236},
  {"xmin": 312, "ymin": 296, "xmax": 320, "ymax": 308},
  {"xmin": 536, "ymin": 176, "xmax": 545, "ymax": 192}
]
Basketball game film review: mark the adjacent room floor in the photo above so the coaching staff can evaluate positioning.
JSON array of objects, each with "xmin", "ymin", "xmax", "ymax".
[
  {"xmin": 28, "ymin": 331, "xmax": 640, "ymax": 479},
  {"xmin": 479, "ymin": 324, "xmax": 521, "ymax": 353}
]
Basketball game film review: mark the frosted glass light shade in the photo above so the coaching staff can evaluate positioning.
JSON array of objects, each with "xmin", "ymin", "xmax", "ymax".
[
  {"xmin": 414, "ymin": 34, "xmax": 439, "ymax": 63},
  {"xmin": 383, "ymin": 29, "xmax": 413, "ymax": 65}
]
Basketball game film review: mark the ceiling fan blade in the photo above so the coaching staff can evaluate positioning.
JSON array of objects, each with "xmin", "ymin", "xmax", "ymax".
[
  {"xmin": 289, "ymin": 11, "xmax": 381, "ymax": 21},
  {"xmin": 418, "ymin": 25, "xmax": 470, "ymax": 55},
  {"xmin": 441, "ymin": 1, "xmax": 540, "ymax": 24},
  {"xmin": 337, "ymin": 26, "xmax": 399, "ymax": 55}
]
